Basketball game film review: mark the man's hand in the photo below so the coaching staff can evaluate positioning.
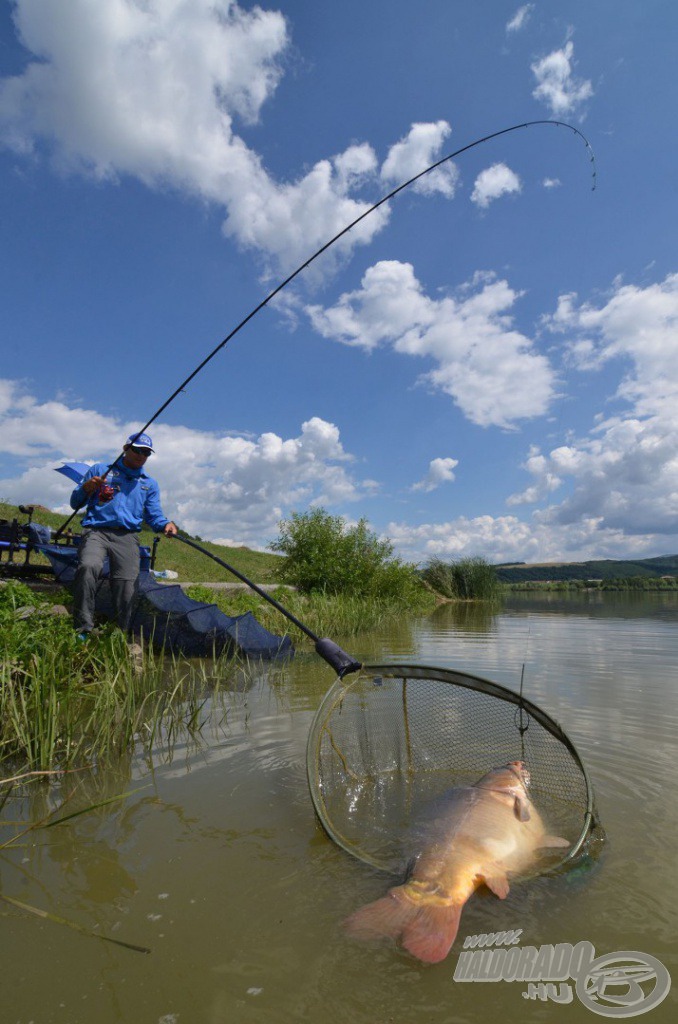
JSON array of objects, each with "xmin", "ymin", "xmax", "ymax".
[
  {"xmin": 83, "ymin": 476, "xmax": 103, "ymax": 496},
  {"xmin": 163, "ymin": 521, "xmax": 178, "ymax": 537}
]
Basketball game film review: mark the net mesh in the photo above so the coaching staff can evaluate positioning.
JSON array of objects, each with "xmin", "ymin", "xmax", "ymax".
[{"xmin": 307, "ymin": 664, "xmax": 602, "ymax": 876}]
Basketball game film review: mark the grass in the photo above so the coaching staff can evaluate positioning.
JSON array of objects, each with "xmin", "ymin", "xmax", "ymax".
[
  {"xmin": 1, "ymin": 502, "xmax": 436, "ymax": 776},
  {"xmin": 0, "ymin": 500, "xmax": 282, "ymax": 583},
  {"xmin": 186, "ymin": 582, "xmax": 436, "ymax": 643},
  {"xmin": 0, "ymin": 580, "xmax": 245, "ymax": 774},
  {"xmin": 421, "ymin": 556, "xmax": 502, "ymax": 601}
]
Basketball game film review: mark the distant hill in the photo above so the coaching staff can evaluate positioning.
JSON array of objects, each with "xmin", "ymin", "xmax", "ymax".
[{"xmin": 495, "ymin": 554, "xmax": 678, "ymax": 584}]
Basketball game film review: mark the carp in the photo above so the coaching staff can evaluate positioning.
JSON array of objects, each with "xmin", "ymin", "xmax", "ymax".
[{"xmin": 344, "ymin": 760, "xmax": 569, "ymax": 964}]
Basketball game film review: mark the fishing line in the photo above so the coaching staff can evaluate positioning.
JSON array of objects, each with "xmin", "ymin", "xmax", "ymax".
[{"xmin": 55, "ymin": 119, "xmax": 596, "ymax": 538}]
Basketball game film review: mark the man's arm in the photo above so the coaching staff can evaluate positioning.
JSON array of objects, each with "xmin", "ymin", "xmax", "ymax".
[{"xmin": 143, "ymin": 480, "xmax": 177, "ymax": 535}]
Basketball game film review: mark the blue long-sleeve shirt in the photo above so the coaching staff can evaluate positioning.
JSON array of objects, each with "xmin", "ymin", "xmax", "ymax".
[{"xmin": 70, "ymin": 460, "xmax": 170, "ymax": 533}]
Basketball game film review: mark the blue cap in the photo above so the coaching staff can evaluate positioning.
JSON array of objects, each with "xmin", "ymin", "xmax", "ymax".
[{"xmin": 125, "ymin": 432, "xmax": 154, "ymax": 452}]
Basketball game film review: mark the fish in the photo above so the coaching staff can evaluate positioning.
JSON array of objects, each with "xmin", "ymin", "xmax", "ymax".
[{"xmin": 343, "ymin": 760, "xmax": 569, "ymax": 964}]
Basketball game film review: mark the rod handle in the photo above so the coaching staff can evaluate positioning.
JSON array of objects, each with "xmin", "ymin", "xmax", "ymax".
[{"xmin": 314, "ymin": 638, "xmax": 362, "ymax": 678}]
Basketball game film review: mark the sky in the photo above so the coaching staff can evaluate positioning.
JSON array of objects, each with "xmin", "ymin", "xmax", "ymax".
[{"xmin": 1, "ymin": 0, "xmax": 678, "ymax": 565}]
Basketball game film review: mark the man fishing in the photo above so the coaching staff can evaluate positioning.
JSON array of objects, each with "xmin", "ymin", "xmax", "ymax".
[{"xmin": 69, "ymin": 433, "xmax": 177, "ymax": 640}]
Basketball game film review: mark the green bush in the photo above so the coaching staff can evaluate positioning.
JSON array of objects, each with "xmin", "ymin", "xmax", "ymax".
[
  {"xmin": 270, "ymin": 508, "xmax": 421, "ymax": 601},
  {"xmin": 422, "ymin": 556, "xmax": 500, "ymax": 601}
]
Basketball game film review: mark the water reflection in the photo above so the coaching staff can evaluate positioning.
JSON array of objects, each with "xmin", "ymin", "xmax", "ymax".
[{"xmin": 2, "ymin": 593, "xmax": 678, "ymax": 1023}]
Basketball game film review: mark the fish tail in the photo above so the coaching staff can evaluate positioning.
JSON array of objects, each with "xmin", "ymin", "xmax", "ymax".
[
  {"xmin": 400, "ymin": 900, "xmax": 463, "ymax": 964},
  {"xmin": 344, "ymin": 885, "xmax": 464, "ymax": 964}
]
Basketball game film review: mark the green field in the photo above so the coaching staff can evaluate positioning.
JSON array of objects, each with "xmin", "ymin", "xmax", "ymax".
[{"xmin": 0, "ymin": 500, "xmax": 282, "ymax": 584}]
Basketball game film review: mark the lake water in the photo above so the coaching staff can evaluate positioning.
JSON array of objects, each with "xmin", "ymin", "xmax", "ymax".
[{"xmin": 2, "ymin": 592, "xmax": 677, "ymax": 1023}]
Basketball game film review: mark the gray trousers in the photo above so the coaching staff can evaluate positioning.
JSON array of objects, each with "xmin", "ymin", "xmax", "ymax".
[{"xmin": 73, "ymin": 528, "xmax": 140, "ymax": 632}]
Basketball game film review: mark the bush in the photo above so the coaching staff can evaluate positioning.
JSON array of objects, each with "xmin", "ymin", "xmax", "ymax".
[
  {"xmin": 270, "ymin": 508, "xmax": 421, "ymax": 601},
  {"xmin": 422, "ymin": 556, "xmax": 500, "ymax": 601}
]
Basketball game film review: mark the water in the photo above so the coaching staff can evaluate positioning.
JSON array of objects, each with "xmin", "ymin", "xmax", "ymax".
[{"xmin": 2, "ymin": 593, "xmax": 677, "ymax": 1022}]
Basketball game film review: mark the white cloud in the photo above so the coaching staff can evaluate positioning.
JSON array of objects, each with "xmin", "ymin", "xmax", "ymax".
[
  {"xmin": 506, "ymin": 5, "xmax": 534, "ymax": 33},
  {"xmin": 0, "ymin": 0, "xmax": 391, "ymax": 275},
  {"xmin": 471, "ymin": 163, "xmax": 522, "ymax": 209},
  {"xmin": 531, "ymin": 41, "xmax": 593, "ymax": 116},
  {"xmin": 380, "ymin": 121, "xmax": 459, "ymax": 198},
  {"xmin": 548, "ymin": 273, "xmax": 678, "ymax": 410},
  {"xmin": 385, "ymin": 513, "xmax": 670, "ymax": 565},
  {"xmin": 307, "ymin": 261, "xmax": 556, "ymax": 428},
  {"xmin": 0, "ymin": 4, "xmax": 468, "ymax": 279},
  {"xmin": 542, "ymin": 177, "xmax": 561, "ymax": 189},
  {"xmin": 0, "ymin": 379, "xmax": 372, "ymax": 546},
  {"xmin": 508, "ymin": 274, "xmax": 678, "ymax": 537},
  {"xmin": 412, "ymin": 457, "xmax": 459, "ymax": 492}
]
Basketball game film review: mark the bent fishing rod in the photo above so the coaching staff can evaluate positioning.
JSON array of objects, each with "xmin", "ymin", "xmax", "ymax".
[
  {"xmin": 171, "ymin": 533, "xmax": 362, "ymax": 678},
  {"xmin": 55, "ymin": 118, "xmax": 595, "ymax": 539}
]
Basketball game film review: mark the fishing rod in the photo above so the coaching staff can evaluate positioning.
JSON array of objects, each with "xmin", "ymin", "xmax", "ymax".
[
  {"xmin": 171, "ymin": 533, "xmax": 362, "ymax": 677},
  {"xmin": 55, "ymin": 118, "xmax": 596, "ymax": 539}
]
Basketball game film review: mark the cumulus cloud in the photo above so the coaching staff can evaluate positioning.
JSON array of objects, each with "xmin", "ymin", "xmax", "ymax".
[
  {"xmin": 542, "ymin": 177, "xmax": 561, "ymax": 189},
  {"xmin": 0, "ymin": 379, "xmax": 371, "ymax": 546},
  {"xmin": 531, "ymin": 41, "xmax": 593, "ymax": 116},
  {"xmin": 307, "ymin": 262, "xmax": 556, "ymax": 428},
  {"xmin": 380, "ymin": 121, "xmax": 459, "ymax": 198},
  {"xmin": 412, "ymin": 457, "xmax": 458, "ymax": 493},
  {"xmin": 0, "ymin": 3, "xmax": 467, "ymax": 278},
  {"xmin": 548, "ymin": 273, "xmax": 678, "ymax": 410},
  {"xmin": 385, "ymin": 513, "xmax": 669, "ymax": 565},
  {"xmin": 508, "ymin": 274, "xmax": 678, "ymax": 538},
  {"xmin": 506, "ymin": 5, "xmax": 534, "ymax": 33},
  {"xmin": 471, "ymin": 163, "xmax": 522, "ymax": 209},
  {"xmin": 0, "ymin": 0, "xmax": 393, "ymax": 275}
]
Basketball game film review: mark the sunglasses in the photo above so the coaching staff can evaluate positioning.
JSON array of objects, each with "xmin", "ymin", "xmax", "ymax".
[{"xmin": 130, "ymin": 447, "xmax": 152, "ymax": 457}]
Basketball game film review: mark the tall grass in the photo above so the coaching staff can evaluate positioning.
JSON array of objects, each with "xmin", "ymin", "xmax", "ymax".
[
  {"xmin": 421, "ymin": 557, "xmax": 501, "ymax": 601},
  {"xmin": 186, "ymin": 583, "xmax": 436, "ymax": 644},
  {"xmin": 0, "ymin": 581, "xmax": 241, "ymax": 774}
]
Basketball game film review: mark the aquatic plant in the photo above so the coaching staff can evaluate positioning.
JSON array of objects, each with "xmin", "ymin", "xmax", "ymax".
[
  {"xmin": 186, "ymin": 583, "xmax": 435, "ymax": 643},
  {"xmin": 0, "ymin": 581, "xmax": 241, "ymax": 773},
  {"xmin": 422, "ymin": 557, "xmax": 501, "ymax": 601}
]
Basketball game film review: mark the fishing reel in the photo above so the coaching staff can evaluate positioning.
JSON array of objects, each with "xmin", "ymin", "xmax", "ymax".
[{"xmin": 97, "ymin": 483, "xmax": 116, "ymax": 503}]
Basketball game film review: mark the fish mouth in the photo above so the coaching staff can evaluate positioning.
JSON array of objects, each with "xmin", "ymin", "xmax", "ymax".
[{"xmin": 507, "ymin": 760, "xmax": 530, "ymax": 788}]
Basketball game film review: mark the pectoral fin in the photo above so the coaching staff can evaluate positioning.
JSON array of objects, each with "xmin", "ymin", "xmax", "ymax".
[
  {"xmin": 539, "ymin": 835, "xmax": 571, "ymax": 849},
  {"xmin": 514, "ymin": 795, "xmax": 531, "ymax": 822},
  {"xmin": 481, "ymin": 869, "xmax": 510, "ymax": 899}
]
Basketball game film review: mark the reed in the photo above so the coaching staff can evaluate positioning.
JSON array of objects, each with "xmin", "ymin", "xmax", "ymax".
[
  {"xmin": 185, "ymin": 584, "xmax": 436, "ymax": 644},
  {"xmin": 0, "ymin": 581, "xmax": 241, "ymax": 773},
  {"xmin": 421, "ymin": 557, "xmax": 501, "ymax": 601}
]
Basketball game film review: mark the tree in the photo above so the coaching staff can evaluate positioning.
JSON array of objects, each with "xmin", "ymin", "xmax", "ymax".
[{"xmin": 270, "ymin": 508, "xmax": 419, "ymax": 599}]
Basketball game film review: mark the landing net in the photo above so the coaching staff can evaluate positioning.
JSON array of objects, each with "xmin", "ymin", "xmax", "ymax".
[{"xmin": 307, "ymin": 664, "xmax": 603, "ymax": 875}]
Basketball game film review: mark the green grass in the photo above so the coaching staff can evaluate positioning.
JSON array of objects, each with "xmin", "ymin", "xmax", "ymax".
[
  {"xmin": 186, "ymin": 583, "xmax": 436, "ymax": 643},
  {"xmin": 421, "ymin": 556, "xmax": 501, "ymax": 601},
  {"xmin": 0, "ymin": 580, "xmax": 243, "ymax": 774},
  {"xmin": 0, "ymin": 500, "xmax": 282, "ymax": 583}
]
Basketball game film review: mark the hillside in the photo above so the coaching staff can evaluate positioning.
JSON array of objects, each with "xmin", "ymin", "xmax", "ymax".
[
  {"xmin": 495, "ymin": 554, "xmax": 678, "ymax": 584},
  {"xmin": 0, "ymin": 500, "xmax": 282, "ymax": 584}
]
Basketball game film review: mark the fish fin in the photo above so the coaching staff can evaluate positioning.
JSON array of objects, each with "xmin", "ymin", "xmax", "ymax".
[
  {"xmin": 343, "ymin": 891, "xmax": 417, "ymax": 942},
  {"xmin": 481, "ymin": 869, "xmax": 510, "ymax": 899},
  {"xmin": 401, "ymin": 902, "xmax": 463, "ymax": 964},
  {"xmin": 539, "ymin": 835, "xmax": 571, "ymax": 848},
  {"xmin": 344, "ymin": 887, "xmax": 464, "ymax": 964},
  {"xmin": 514, "ymin": 795, "xmax": 531, "ymax": 821}
]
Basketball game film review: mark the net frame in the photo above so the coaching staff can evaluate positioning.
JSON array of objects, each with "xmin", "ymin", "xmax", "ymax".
[{"xmin": 307, "ymin": 663, "xmax": 599, "ymax": 875}]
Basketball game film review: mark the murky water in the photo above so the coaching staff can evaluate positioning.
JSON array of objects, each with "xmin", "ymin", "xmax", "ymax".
[{"xmin": 2, "ymin": 593, "xmax": 677, "ymax": 1023}]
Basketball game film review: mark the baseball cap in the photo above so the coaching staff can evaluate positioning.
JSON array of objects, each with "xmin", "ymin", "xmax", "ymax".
[{"xmin": 125, "ymin": 432, "xmax": 155, "ymax": 452}]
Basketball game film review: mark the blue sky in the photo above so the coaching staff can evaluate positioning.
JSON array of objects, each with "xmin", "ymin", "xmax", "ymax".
[{"xmin": 1, "ymin": 0, "xmax": 677, "ymax": 564}]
